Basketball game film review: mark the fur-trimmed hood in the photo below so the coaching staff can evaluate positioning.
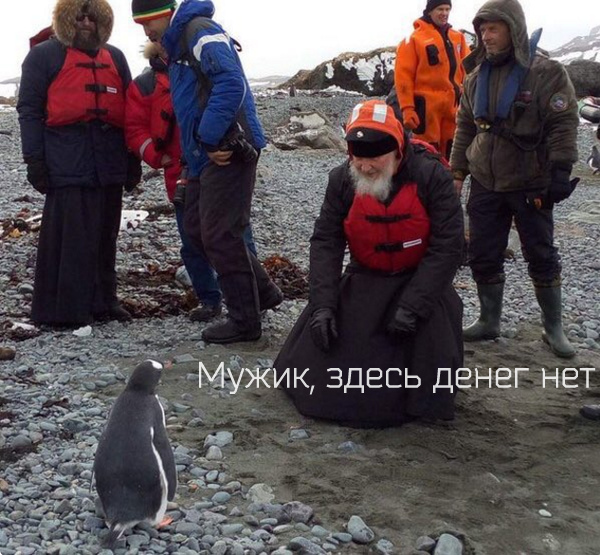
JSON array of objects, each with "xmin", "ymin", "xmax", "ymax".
[
  {"xmin": 52, "ymin": 0, "xmax": 114, "ymax": 47},
  {"xmin": 144, "ymin": 40, "xmax": 168, "ymax": 72}
]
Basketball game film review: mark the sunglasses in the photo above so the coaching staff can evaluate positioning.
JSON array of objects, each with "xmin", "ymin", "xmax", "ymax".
[{"xmin": 75, "ymin": 13, "xmax": 97, "ymax": 22}]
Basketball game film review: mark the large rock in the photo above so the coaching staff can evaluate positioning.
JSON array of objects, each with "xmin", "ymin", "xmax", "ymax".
[
  {"xmin": 282, "ymin": 47, "xmax": 396, "ymax": 96},
  {"xmin": 564, "ymin": 60, "xmax": 600, "ymax": 97},
  {"xmin": 271, "ymin": 111, "xmax": 346, "ymax": 152}
]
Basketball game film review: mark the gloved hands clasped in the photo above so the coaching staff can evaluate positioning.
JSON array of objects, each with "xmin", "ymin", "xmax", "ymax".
[
  {"xmin": 26, "ymin": 159, "xmax": 49, "ymax": 194},
  {"xmin": 309, "ymin": 308, "xmax": 338, "ymax": 352},
  {"xmin": 386, "ymin": 306, "xmax": 418, "ymax": 337}
]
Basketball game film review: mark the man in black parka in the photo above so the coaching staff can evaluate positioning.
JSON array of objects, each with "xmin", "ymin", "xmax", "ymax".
[
  {"xmin": 18, "ymin": 0, "xmax": 140, "ymax": 327},
  {"xmin": 275, "ymin": 100, "xmax": 464, "ymax": 427}
]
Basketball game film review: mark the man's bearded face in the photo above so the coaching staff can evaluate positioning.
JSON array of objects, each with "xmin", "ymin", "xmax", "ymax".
[
  {"xmin": 73, "ymin": 13, "xmax": 100, "ymax": 49},
  {"xmin": 349, "ymin": 150, "xmax": 400, "ymax": 202}
]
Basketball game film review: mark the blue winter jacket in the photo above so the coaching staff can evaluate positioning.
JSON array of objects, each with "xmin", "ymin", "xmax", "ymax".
[{"xmin": 162, "ymin": 0, "xmax": 266, "ymax": 177}]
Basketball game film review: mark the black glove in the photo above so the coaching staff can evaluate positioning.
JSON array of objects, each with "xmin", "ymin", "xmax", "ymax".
[
  {"xmin": 309, "ymin": 308, "xmax": 338, "ymax": 352},
  {"xmin": 597, "ymin": 124, "xmax": 600, "ymax": 141},
  {"xmin": 386, "ymin": 306, "xmax": 418, "ymax": 337},
  {"xmin": 547, "ymin": 165, "xmax": 578, "ymax": 205},
  {"xmin": 26, "ymin": 159, "xmax": 49, "ymax": 194},
  {"xmin": 125, "ymin": 152, "xmax": 142, "ymax": 192}
]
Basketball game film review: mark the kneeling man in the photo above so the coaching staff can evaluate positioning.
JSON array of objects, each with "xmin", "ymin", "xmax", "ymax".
[{"xmin": 275, "ymin": 100, "xmax": 464, "ymax": 427}]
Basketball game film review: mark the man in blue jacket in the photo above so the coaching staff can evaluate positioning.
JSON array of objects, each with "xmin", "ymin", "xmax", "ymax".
[{"xmin": 132, "ymin": 0, "xmax": 283, "ymax": 344}]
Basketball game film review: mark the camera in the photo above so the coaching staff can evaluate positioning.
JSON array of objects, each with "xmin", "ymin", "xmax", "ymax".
[
  {"xmin": 219, "ymin": 123, "xmax": 258, "ymax": 163},
  {"xmin": 172, "ymin": 166, "xmax": 188, "ymax": 207}
]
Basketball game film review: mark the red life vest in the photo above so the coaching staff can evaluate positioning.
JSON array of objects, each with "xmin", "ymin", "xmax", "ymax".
[
  {"xmin": 344, "ymin": 182, "xmax": 430, "ymax": 272},
  {"xmin": 46, "ymin": 47, "xmax": 126, "ymax": 128}
]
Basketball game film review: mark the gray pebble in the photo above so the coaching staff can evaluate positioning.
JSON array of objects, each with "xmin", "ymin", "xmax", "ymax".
[
  {"xmin": 434, "ymin": 534, "xmax": 463, "ymax": 555},
  {"xmin": 415, "ymin": 536, "xmax": 436, "ymax": 552},
  {"xmin": 347, "ymin": 515, "xmax": 374, "ymax": 544}
]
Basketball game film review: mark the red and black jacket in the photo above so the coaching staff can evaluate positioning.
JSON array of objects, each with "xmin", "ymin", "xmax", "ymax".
[
  {"xmin": 125, "ymin": 56, "xmax": 181, "ymax": 201},
  {"xmin": 17, "ymin": 38, "xmax": 132, "ymax": 188},
  {"xmin": 309, "ymin": 140, "xmax": 464, "ymax": 320}
]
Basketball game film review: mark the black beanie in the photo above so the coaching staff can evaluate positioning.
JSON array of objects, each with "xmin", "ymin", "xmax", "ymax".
[
  {"xmin": 425, "ymin": 0, "xmax": 452, "ymax": 13},
  {"xmin": 132, "ymin": 0, "xmax": 176, "ymax": 23}
]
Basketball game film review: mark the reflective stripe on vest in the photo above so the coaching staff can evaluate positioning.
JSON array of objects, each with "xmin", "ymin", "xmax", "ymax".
[
  {"xmin": 46, "ymin": 48, "xmax": 125, "ymax": 128},
  {"xmin": 344, "ymin": 183, "xmax": 430, "ymax": 272}
]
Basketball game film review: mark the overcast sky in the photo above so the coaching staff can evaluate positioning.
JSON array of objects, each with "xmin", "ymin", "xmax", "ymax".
[{"xmin": 0, "ymin": 0, "xmax": 596, "ymax": 84}]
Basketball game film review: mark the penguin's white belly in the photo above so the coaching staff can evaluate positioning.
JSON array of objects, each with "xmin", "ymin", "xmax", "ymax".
[{"xmin": 149, "ymin": 426, "xmax": 169, "ymax": 525}]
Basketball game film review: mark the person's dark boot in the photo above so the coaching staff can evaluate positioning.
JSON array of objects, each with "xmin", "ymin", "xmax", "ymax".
[
  {"xmin": 202, "ymin": 273, "xmax": 262, "ymax": 344},
  {"xmin": 107, "ymin": 303, "xmax": 132, "ymax": 322},
  {"xmin": 534, "ymin": 285, "xmax": 575, "ymax": 358},
  {"xmin": 248, "ymin": 253, "xmax": 284, "ymax": 311},
  {"xmin": 463, "ymin": 282, "xmax": 504, "ymax": 341},
  {"xmin": 189, "ymin": 303, "xmax": 222, "ymax": 323}
]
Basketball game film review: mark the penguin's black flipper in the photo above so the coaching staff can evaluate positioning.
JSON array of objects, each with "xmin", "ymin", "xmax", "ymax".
[{"xmin": 153, "ymin": 402, "xmax": 177, "ymax": 500}]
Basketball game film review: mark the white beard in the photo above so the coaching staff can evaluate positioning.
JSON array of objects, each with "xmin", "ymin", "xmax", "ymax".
[{"xmin": 349, "ymin": 162, "xmax": 395, "ymax": 202}]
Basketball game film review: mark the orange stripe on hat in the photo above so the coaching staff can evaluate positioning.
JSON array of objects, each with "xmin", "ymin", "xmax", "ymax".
[{"xmin": 346, "ymin": 100, "xmax": 405, "ymax": 154}]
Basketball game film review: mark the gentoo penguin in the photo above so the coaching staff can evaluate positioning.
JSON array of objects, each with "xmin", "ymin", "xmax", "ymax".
[
  {"xmin": 588, "ymin": 145, "xmax": 600, "ymax": 175},
  {"xmin": 93, "ymin": 360, "xmax": 177, "ymax": 548}
]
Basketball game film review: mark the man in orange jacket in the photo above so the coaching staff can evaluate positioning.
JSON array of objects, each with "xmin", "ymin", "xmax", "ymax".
[{"xmin": 395, "ymin": 0, "xmax": 469, "ymax": 159}]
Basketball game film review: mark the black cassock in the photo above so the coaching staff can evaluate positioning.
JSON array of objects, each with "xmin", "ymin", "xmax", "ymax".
[
  {"xmin": 275, "ymin": 146, "xmax": 464, "ymax": 427},
  {"xmin": 31, "ymin": 185, "xmax": 123, "ymax": 326}
]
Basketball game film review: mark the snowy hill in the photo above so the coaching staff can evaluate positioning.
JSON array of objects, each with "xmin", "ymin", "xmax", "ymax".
[
  {"xmin": 282, "ymin": 47, "xmax": 396, "ymax": 97},
  {"xmin": 551, "ymin": 25, "xmax": 600, "ymax": 64},
  {"xmin": 248, "ymin": 75, "xmax": 290, "ymax": 90}
]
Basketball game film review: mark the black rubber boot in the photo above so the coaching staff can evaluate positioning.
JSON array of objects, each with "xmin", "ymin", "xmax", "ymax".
[
  {"xmin": 534, "ymin": 285, "xmax": 575, "ymax": 358},
  {"xmin": 202, "ymin": 273, "xmax": 262, "ymax": 344},
  {"xmin": 463, "ymin": 282, "xmax": 504, "ymax": 341},
  {"xmin": 249, "ymin": 253, "xmax": 284, "ymax": 311}
]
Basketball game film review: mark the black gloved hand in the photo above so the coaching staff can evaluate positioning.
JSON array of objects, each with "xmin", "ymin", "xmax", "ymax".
[
  {"xmin": 309, "ymin": 308, "xmax": 338, "ymax": 352},
  {"xmin": 386, "ymin": 306, "xmax": 418, "ymax": 337},
  {"xmin": 547, "ymin": 165, "xmax": 578, "ymax": 205},
  {"xmin": 26, "ymin": 159, "xmax": 49, "ymax": 194},
  {"xmin": 125, "ymin": 152, "xmax": 142, "ymax": 192}
]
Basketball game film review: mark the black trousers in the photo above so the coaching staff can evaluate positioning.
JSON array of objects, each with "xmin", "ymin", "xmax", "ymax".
[
  {"xmin": 183, "ymin": 157, "xmax": 257, "ymax": 278},
  {"xmin": 32, "ymin": 184, "xmax": 123, "ymax": 325},
  {"xmin": 467, "ymin": 178, "xmax": 560, "ymax": 285}
]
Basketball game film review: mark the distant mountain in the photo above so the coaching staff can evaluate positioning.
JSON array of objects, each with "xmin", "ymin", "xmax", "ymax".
[
  {"xmin": 248, "ymin": 75, "xmax": 290, "ymax": 90},
  {"xmin": 551, "ymin": 25, "xmax": 600, "ymax": 64}
]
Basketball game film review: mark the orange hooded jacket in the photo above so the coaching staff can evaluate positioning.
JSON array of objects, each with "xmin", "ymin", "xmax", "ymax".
[{"xmin": 395, "ymin": 19, "xmax": 469, "ymax": 134}]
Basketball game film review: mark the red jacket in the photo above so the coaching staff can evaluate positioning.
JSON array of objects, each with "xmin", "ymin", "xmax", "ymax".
[{"xmin": 125, "ymin": 57, "xmax": 181, "ymax": 200}]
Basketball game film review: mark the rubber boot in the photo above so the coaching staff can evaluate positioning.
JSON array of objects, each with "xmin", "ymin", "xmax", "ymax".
[
  {"xmin": 463, "ymin": 282, "xmax": 504, "ymax": 341},
  {"xmin": 202, "ymin": 273, "xmax": 262, "ymax": 344},
  {"xmin": 534, "ymin": 285, "xmax": 575, "ymax": 358},
  {"xmin": 249, "ymin": 253, "xmax": 284, "ymax": 311}
]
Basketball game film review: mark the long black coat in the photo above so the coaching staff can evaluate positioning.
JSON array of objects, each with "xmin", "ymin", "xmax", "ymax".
[{"xmin": 275, "ymin": 142, "xmax": 465, "ymax": 427}]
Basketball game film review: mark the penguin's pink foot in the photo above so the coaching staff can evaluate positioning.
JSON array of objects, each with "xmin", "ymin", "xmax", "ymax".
[{"xmin": 157, "ymin": 516, "xmax": 173, "ymax": 529}]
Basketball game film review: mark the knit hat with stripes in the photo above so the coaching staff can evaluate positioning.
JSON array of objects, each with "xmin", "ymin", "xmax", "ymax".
[
  {"xmin": 131, "ymin": 0, "xmax": 176, "ymax": 24},
  {"xmin": 345, "ymin": 101, "xmax": 405, "ymax": 158}
]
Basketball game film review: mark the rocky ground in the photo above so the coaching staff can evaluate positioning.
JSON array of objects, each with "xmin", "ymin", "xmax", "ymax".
[{"xmin": 1, "ymin": 94, "xmax": 600, "ymax": 555}]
